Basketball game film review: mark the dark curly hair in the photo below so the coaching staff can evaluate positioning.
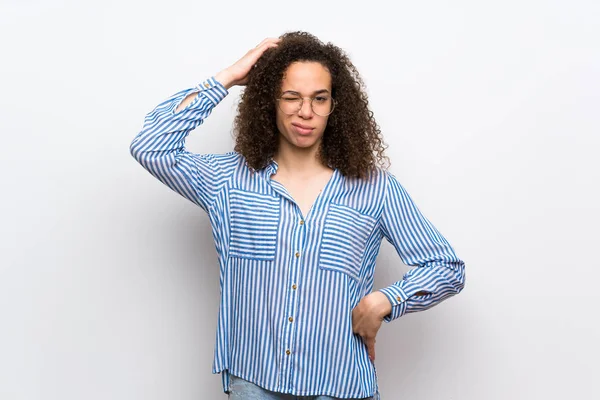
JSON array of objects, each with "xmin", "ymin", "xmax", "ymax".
[{"xmin": 233, "ymin": 31, "xmax": 389, "ymax": 179}]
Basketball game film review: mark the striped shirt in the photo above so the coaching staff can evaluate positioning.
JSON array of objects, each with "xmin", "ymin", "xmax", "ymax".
[{"xmin": 129, "ymin": 77, "xmax": 466, "ymax": 399}]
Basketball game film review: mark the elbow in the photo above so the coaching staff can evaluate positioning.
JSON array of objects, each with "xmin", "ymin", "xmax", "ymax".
[
  {"xmin": 129, "ymin": 136, "xmax": 144, "ymax": 163},
  {"xmin": 452, "ymin": 261, "xmax": 466, "ymax": 295},
  {"xmin": 436, "ymin": 260, "xmax": 466, "ymax": 297}
]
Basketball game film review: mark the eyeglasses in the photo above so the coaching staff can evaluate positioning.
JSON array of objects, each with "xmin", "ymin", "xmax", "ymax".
[{"xmin": 276, "ymin": 94, "xmax": 336, "ymax": 117}]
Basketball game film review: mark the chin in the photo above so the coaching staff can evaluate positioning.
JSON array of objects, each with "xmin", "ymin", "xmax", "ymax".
[{"xmin": 293, "ymin": 137, "xmax": 321, "ymax": 149}]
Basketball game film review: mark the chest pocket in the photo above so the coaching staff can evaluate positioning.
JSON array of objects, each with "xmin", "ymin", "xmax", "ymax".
[
  {"xmin": 319, "ymin": 203, "xmax": 377, "ymax": 281},
  {"xmin": 229, "ymin": 188, "xmax": 280, "ymax": 261}
]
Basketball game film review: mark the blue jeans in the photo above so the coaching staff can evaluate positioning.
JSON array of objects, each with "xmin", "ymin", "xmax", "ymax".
[{"xmin": 227, "ymin": 374, "xmax": 376, "ymax": 399}]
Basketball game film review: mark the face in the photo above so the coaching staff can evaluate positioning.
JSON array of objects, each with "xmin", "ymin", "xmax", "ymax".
[{"xmin": 275, "ymin": 61, "xmax": 333, "ymax": 153}]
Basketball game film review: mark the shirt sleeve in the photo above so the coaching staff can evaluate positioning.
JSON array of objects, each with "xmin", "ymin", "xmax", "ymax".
[
  {"xmin": 377, "ymin": 171, "xmax": 466, "ymax": 322},
  {"xmin": 129, "ymin": 77, "xmax": 233, "ymax": 213}
]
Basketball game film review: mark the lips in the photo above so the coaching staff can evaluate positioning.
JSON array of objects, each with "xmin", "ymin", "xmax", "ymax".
[{"xmin": 291, "ymin": 123, "xmax": 314, "ymax": 135}]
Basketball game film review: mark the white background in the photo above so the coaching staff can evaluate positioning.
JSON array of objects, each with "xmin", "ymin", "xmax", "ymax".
[{"xmin": 1, "ymin": 1, "xmax": 599, "ymax": 399}]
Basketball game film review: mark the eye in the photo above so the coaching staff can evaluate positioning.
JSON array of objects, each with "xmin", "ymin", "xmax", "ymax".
[
  {"xmin": 314, "ymin": 96, "xmax": 329, "ymax": 102},
  {"xmin": 282, "ymin": 96, "xmax": 301, "ymax": 101}
]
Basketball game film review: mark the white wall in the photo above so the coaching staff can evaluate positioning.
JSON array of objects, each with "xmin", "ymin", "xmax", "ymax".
[{"xmin": 1, "ymin": 1, "xmax": 598, "ymax": 399}]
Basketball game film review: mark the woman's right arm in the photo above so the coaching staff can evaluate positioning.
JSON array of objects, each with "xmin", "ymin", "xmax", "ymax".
[
  {"xmin": 129, "ymin": 77, "xmax": 233, "ymax": 212},
  {"xmin": 129, "ymin": 37, "xmax": 281, "ymax": 212}
]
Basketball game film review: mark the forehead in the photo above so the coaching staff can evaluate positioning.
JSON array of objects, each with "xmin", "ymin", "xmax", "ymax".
[{"xmin": 281, "ymin": 62, "xmax": 332, "ymax": 92}]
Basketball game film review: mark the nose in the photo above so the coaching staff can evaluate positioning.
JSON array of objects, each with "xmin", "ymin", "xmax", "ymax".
[{"xmin": 298, "ymin": 98, "xmax": 314, "ymax": 118}]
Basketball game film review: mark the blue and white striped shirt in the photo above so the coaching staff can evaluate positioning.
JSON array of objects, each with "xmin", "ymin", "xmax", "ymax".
[{"xmin": 129, "ymin": 77, "xmax": 466, "ymax": 399}]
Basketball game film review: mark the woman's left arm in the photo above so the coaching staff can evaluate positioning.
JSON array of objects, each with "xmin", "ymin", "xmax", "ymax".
[{"xmin": 376, "ymin": 171, "xmax": 467, "ymax": 322}]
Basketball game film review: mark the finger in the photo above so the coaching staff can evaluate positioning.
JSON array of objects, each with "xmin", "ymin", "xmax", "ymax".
[
  {"xmin": 351, "ymin": 312, "xmax": 361, "ymax": 334},
  {"xmin": 249, "ymin": 42, "xmax": 279, "ymax": 61},
  {"xmin": 258, "ymin": 41, "xmax": 279, "ymax": 52},
  {"xmin": 249, "ymin": 41, "xmax": 278, "ymax": 58},
  {"xmin": 239, "ymin": 42, "xmax": 277, "ymax": 72},
  {"xmin": 255, "ymin": 38, "xmax": 270, "ymax": 47},
  {"xmin": 256, "ymin": 37, "xmax": 281, "ymax": 48},
  {"xmin": 366, "ymin": 337, "xmax": 376, "ymax": 362}
]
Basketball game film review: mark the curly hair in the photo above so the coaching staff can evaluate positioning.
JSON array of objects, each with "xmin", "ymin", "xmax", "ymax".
[{"xmin": 233, "ymin": 31, "xmax": 389, "ymax": 179}]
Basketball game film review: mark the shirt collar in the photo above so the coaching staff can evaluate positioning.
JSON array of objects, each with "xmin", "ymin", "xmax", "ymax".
[{"xmin": 265, "ymin": 158, "xmax": 279, "ymax": 177}]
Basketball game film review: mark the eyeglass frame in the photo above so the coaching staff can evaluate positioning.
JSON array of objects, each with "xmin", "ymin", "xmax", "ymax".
[{"xmin": 275, "ymin": 93, "xmax": 336, "ymax": 117}]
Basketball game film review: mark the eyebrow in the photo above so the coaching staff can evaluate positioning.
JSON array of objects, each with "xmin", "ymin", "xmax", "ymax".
[{"xmin": 282, "ymin": 89, "xmax": 330, "ymax": 95}]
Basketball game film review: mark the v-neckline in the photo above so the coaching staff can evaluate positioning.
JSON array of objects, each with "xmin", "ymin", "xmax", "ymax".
[
  {"xmin": 301, "ymin": 168, "xmax": 338, "ymax": 221},
  {"xmin": 268, "ymin": 166, "xmax": 339, "ymax": 222}
]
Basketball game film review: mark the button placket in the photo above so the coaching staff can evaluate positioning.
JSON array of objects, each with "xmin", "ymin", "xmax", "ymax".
[{"xmin": 280, "ymin": 208, "xmax": 306, "ymax": 390}]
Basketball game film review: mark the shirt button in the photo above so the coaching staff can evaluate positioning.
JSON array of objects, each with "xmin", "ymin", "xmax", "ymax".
[
  {"xmin": 396, "ymin": 296, "xmax": 402, "ymax": 302},
  {"xmin": 288, "ymin": 317, "xmax": 294, "ymax": 322},
  {"xmin": 299, "ymin": 219, "xmax": 304, "ymax": 225},
  {"xmin": 292, "ymin": 284, "xmax": 297, "ymax": 290},
  {"xmin": 286, "ymin": 349, "xmax": 291, "ymax": 355},
  {"xmin": 295, "ymin": 252, "xmax": 300, "ymax": 258},
  {"xmin": 204, "ymin": 83, "xmax": 210, "ymax": 88}
]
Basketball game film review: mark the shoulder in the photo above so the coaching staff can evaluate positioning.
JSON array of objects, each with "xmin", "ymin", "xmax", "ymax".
[
  {"xmin": 337, "ymin": 167, "xmax": 390, "ymax": 204},
  {"xmin": 357, "ymin": 167, "xmax": 411, "ymax": 201},
  {"xmin": 343, "ymin": 166, "xmax": 390, "ymax": 187},
  {"xmin": 196, "ymin": 151, "xmax": 246, "ymax": 171}
]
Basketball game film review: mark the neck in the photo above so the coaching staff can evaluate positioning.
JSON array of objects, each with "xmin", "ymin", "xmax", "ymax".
[{"xmin": 273, "ymin": 140, "xmax": 330, "ymax": 177}]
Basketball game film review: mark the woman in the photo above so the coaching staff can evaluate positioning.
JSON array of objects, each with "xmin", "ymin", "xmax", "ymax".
[{"xmin": 130, "ymin": 31, "xmax": 465, "ymax": 400}]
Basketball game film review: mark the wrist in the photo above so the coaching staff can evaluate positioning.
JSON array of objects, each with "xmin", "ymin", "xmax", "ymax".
[
  {"xmin": 370, "ymin": 291, "xmax": 393, "ymax": 319},
  {"xmin": 215, "ymin": 69, "xmax": 236, "ymax": 90}
]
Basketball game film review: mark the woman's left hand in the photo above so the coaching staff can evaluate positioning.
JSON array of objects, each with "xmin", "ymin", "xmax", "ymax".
[{"xmin": 351, "ymin": 292, "xmax": 392, "ymax": 363}]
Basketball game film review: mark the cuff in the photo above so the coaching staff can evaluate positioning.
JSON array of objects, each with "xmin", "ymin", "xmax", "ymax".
[
  {"xmin": 195, "ymin": 77, "xmax": 229, "ymax": 106},
  {"xmin": 378, "ymin": 280, "xmax": 424, "ymax": 322}
]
